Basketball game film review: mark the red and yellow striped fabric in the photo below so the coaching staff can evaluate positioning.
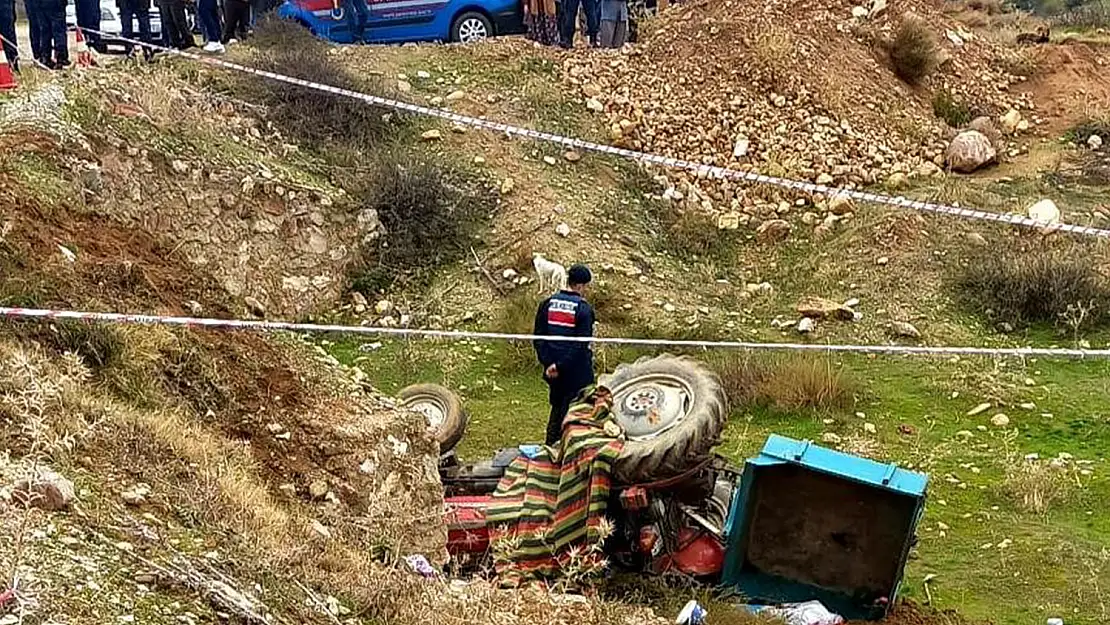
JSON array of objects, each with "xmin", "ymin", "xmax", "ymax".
[{"xmin": 486, "ymin": 392, "xmax": 625, "ymax": 584}]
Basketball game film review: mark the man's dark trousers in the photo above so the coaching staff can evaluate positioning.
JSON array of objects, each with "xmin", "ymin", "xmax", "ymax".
[
  {"xmin": 558, "ymin": 0, "xmax": 597, "ymax": 46},
  {"xmin": 545, "ymin": 378, "xmax": 589, "ymax": 446},
  {"xmin": 119, "ymin": 0, "xmax": 154, "ymax": 59},
  {"xmin": 75, "ymin": 0, "xmax": 102, "ymax": 50},
  {"xmin": 0, "ymin": 0, "xmax": 18, "ymax": 70},
  {"xmin": 156, "ymin": 0, "xmax": 193, "ymax": 48},
  {"xmin": 32, "ymin": 0, "xmax": 67, "ymax": 66},
  {"xmin": 23, "ymin": 0, "xmax": 43, "ymax": 65}
]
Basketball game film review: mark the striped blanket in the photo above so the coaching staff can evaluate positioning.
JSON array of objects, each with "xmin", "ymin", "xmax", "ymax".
[{"xmin": 486, "ymin": 389, "xmax": 625, "ymax": 584}]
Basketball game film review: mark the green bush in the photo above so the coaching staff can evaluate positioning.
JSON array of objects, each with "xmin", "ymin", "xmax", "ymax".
[
  {"xmin": 348, "ymin": 157, "xmax": 491, "ymax": 295},
  {"xmin": 953, "ymin": 248, "xmax": 1110, "ymax": 329},
  {"xmin": 890, "ymin": 16, "xmax": 938, "ymax": 84},
  {"xmin": 232, "ymin": 18, "xmax": 394, "ymax": 157},
  {"xmin": 932, "ymin": 90, "xmax": 974, "ymax": 127}
]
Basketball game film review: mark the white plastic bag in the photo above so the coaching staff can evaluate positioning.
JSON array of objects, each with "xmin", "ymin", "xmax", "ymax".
[{"xmin": 747, "ymin": 601, "xmax": 844, "ymax": 625}]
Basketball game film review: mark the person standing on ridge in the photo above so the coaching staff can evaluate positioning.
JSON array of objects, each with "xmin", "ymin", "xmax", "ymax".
[
  {"xmin": 558, "ymin": 0, "xmax": 598, "ymax": 48},
  {"xmin": 533, "ymin": 264, "xmax": 595, "ymax": 446},
  {"xmin": 34, "ymin": 0, "xmax": 69, "ymax": 68},
  {"xmin": 118, "ymin": 0, "xmax": 155, "ymax": 60},
  {"xmin": 341, "ymin": 0, "xmax": 370, "ymax": 43},
  {"xmin": 157, "ymin": 0, "xmax": 195, "ymax": 49},
  {"xmin": 1, "ymin": 0, "xmax": 21, "ymax": 72},
  {"xmin": 75, "ymin": 0, "xmax": 103, "ymax": 52}
]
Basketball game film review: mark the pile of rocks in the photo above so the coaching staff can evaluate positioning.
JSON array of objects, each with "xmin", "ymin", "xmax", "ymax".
[{"xmin": 562, "ymin": 0, "xmax": 1034, "ymax": 237}]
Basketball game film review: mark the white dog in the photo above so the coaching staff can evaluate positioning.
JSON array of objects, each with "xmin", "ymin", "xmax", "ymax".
[{"xmin": 533, "ymin": 253, "xmax": 567, "ymax": 294}]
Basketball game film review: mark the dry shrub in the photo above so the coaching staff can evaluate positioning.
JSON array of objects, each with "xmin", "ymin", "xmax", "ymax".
[
  {"xmin": 967, "ymin": 0, "xmax": 1005, "ymax": 15},
  {"xmin": 757, "ymin": 356, "xmax": 857, "ymax": 411},
  {"xmin": 953, "ymin": 247, "xmax": 1110, "ymax": 329},
  {"xmin": 890, "ymin": 16, "xmax": 939, "ymax": 84},
  {"xmin": 710, "ymin": 353, "xmax": 856, "ymax": 412},
  {"xmin": 662, "ymin": 210, "xmax": 725, "ymax": 258},
  {"xmin": 492, "ymin": 289, "xmax": 544, "ymax": 373},
  {"xmin": 348, "ymin": 156, "xmax": 492, "ymax": 295},
  {"xmin": 961, "ymin": 11, "xmax": 990, "ymax": 27},
  {"xmin": 230, "ymin": 18, "xmax": 394, "ymax": 158},
  {"xmin": 589, "ymin": 281, "xmax": 635, "ymax": 328},
  {"xmin": 1053, "ymin": 1, "xmax": 1110, "ymax": 28},
  {"xmin": 750, "ymin": 27, "xmax": 794, "ymax": 89},
  {"xmin": 1069, "ymin": 117, "xmax": 1110, "ymax": 144},
  {"xmin": 1003, "ymin": 456, "xmax": 1074, "ymax": 513},
  {"xmin": 992, "ymin": 48, "xmax": 1041, "ymax": 77}
]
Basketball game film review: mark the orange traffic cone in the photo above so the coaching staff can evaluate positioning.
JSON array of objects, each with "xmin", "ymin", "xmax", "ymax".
[
  {"xmin": 75, "ymin": 28, "xmax": 95, "ymax": 67},
  {"xmin": 0, "ymin": 53, "xmax": 16, "ymax": 91}
]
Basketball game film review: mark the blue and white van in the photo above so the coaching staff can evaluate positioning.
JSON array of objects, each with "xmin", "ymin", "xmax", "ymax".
[{"xmin": 276, "ymin": 0, "xmax": 524, "ymax": 44}]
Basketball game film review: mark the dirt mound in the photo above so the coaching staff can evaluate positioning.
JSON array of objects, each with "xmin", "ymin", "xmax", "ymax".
[
  {"xmin": 564, "ymin": 0, "xmax": 1033, "ymax": 220},
  {"xmin": 1017, "ymin": 42, "xmax": 1110, "ymax": 134},
  {"xmin": 861, "ymin": 601, "xmax": 980, "ymax": 625}
]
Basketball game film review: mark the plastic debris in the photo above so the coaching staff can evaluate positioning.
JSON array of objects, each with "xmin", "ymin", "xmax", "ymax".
[
  {"xmin": 518, "ymin": 444, "xmax": 542, "ymax": 459},
  {"xmin": 675, "ymin": 600, "xmax": 707, "ymax": 625},
  {"xmin": 403, "ymin": 555, "xmax": 436, "ymax": 578},
  {"xmin": 742, "ymin": 601, "xmax": 844, "ymax": 625}
]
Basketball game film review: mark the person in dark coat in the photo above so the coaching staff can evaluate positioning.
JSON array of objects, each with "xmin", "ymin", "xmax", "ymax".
[
  {"xmin": 156, "ymin": 0, "xmax": 194, "ymax": 48},
  {"xmin": 118, "ymin": 0, "xmax": 155, "ymax": 60},
  {"xmin": 1, "ymin": 0, "xmax": 19, "ymax": 71},
  {"xmin": 27, "ymin": 0, "xmax": 67, "ymax": 68},
  {"xmin": 75, "ymin": 0, "xmax": 103, "ymax": 51},
  {"xmin": 533, "ymin": 264, "xmax": 595, "ymax": 446}
]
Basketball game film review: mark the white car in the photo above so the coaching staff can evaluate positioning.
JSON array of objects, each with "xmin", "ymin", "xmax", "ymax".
[{"xmin": 64, "ymin": 1, "xmax": 165, "ymax": 51}]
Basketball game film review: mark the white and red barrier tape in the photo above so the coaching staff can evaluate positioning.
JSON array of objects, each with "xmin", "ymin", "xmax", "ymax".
[
  {"xmin": 29, "ymin": 27, "xmax": 1110, "ymax": 241},
  {"xmin": 2, "ymin": 306, "xmax": 1108, "ymax": 359}
]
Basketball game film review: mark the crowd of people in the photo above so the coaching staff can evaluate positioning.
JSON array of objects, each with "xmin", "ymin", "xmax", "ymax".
[
  {"xmin": 523, "ymin": 0, "xmax": 628, "ymax": 49},
  {"xmin": 0, "ymin": 0, "xmax": 279, "ymax": 71}
]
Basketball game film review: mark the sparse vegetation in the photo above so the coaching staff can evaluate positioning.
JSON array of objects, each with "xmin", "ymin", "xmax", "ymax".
[
  {"xmin": 227, "ymin": 19, "xmax": 395, "ymax": 160},
  {"xmin": 890, "ymin": 16, "xmax": 939, "ymax": 84},
  {"xmin": 491, "ymin": 290, "xmax": 544, "ymax": 373},
  {"xmin": 348, "ymin": 157, "xmax": 492, "ymax": 295},
  {"xmin": 1002, "ymin": 453, "xmax": 1076, "ymax": 514},
  {"xmin": 932, "ymin": 90, "xmax": 975, "ymax": 127},
  {"xmin": 966, "ymin": 0, "xmax": 1005, "ymax": 15},
  {"xmin": 710, "ymin": 353, "xmax": 857, "ymax": 412},
  {"xmin": 953, "ymin": 247, "xmax": 1110, "ymax": 329},
  {"xmin": 588, "ymin": 281, "xmax": 635, "ymax": 329},
  {"xmin": 750, "ymin": 27, "xmax": 794, "ymax": 89},
  {"xmin": 660, "ymin": 210, "xmax": 729, "ymax": 258},
  {"xmin": 1050, "ymin": 0, "xmax": 1110, "ymax": 25},
  {"xmin": 1068, "ymin": 117, "xmax": 1110, "ymax": 144}
]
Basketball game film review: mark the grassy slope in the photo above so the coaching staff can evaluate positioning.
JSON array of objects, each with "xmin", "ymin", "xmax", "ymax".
[
  {"xmin": 319, "ymin": 36, "xmax": 1110, "ymax": 625},
  {"xmin": 329, "ymin": 336, "xmax": 1110, "ymax": 625}
]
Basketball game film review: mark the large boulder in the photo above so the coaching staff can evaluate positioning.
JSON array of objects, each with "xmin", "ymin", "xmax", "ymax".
[{"xmin": 947, "ymin": 130, "xmax": 997, "ymax": 173}]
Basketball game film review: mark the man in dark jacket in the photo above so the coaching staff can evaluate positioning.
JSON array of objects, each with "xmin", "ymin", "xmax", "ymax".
[{"xmin": 533, "ymin": 264, "xmax": 595, "ymax": 446}]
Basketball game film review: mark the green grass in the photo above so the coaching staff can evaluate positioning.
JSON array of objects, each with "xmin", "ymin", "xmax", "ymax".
[{"xmin": 326, "ymin": 336, "xmax": 1110, "ymax": 624}]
